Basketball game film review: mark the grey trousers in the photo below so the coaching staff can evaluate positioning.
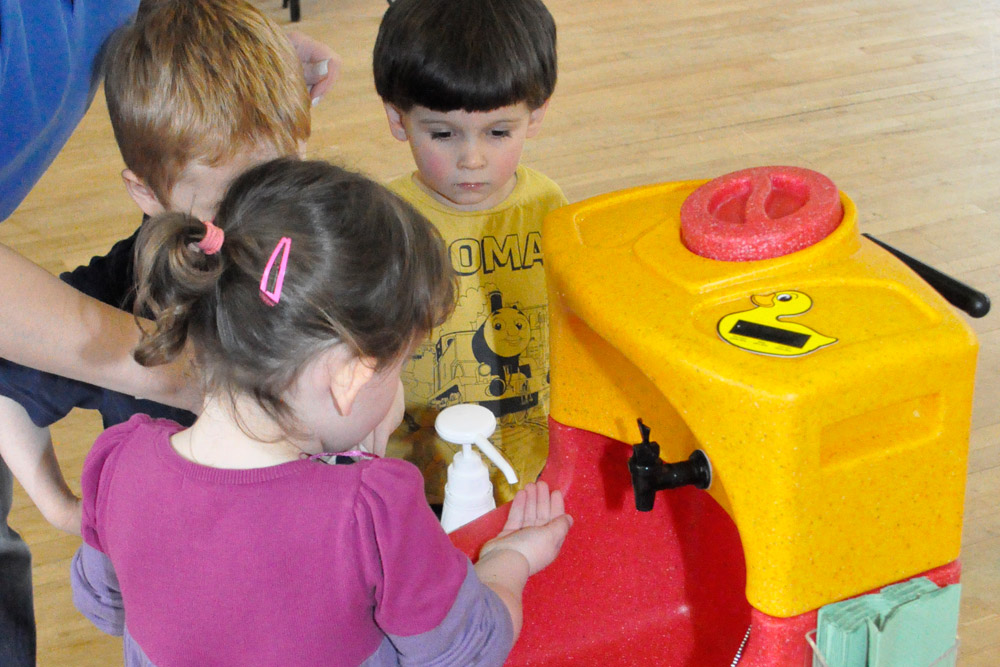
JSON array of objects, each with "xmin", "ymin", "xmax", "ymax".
[{"xmin": 0, "ymin": 457, "xmax": 34, "ymax": 666}]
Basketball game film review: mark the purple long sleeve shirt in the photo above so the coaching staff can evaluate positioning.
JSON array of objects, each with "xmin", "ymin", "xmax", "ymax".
[{"xmin": 71, "ymin": 415, "xmax": 513, "ymax": 665}]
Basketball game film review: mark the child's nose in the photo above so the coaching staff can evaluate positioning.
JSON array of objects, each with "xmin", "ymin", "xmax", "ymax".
[{"xmin": 457, "ymin": 139, "xmax": 487, "ymax": 169}]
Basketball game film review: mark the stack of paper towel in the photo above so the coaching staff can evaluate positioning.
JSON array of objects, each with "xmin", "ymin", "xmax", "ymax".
[{"xmin": 812, "ymin": 577, "xmax": 960, "ymax": 667}]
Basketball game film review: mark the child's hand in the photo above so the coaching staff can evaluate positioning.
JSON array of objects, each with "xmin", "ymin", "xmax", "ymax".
[{"xmin": 479, "ymin": 481, "xmax": 572, "ymax": 576}]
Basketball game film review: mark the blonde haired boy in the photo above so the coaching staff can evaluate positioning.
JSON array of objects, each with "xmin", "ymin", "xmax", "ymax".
[{"xmin": 0, "ymin": 0, "xmax": 314, "ymax": 535}]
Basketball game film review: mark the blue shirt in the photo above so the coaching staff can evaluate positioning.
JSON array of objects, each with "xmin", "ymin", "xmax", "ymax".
[
  {"xmin": 0, "ymin": 0, "xmax": 139, "ymax": 220},
  {"xmin": 0, "ymin": 2, "xmax": 186, "ymax": 428}
]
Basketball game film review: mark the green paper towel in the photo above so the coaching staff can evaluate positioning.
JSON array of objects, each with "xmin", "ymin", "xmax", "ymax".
[
  {"xmin": 813, "ymin": 578, "xmax": 960, "ymax": 667},
  {"xmin": 867, "ymin": 584, "xmax": 960, "ymax": 667}
]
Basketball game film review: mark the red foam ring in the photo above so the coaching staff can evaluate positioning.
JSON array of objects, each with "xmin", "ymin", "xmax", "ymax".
[{"xmin": 680, "ymin": 166, "xmax": 844, "ymax": 261}]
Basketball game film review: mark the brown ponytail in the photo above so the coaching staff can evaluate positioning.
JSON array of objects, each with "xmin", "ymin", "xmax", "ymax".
[{"xmin": 130, "ymin": 158, "xmax": 456, "ymax": 426}]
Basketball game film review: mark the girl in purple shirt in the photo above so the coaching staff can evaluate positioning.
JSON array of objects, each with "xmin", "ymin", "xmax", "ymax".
[{"xmin": 70, "ymin": 158, "xmax": 572, "ymax": 666}]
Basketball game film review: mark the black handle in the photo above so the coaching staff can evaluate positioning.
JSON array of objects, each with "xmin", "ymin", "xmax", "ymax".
[
  {"xmin": 863, "ymin": 233, "xmax": 991, "ymax": 318},
  {"xmin": 629, "ymin": 419, "xmax": 712, "ymax": 512}
]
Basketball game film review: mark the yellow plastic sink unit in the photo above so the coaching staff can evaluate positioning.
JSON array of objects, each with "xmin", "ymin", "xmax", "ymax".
[{"xmin": 544, "ymin": 170, "xmax": 978, "ymax": 618}]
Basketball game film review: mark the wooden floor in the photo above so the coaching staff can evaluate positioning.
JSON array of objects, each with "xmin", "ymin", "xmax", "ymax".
[{"xmin": 4, "ymin": 0, "xmax": 999, "ymax": 664}]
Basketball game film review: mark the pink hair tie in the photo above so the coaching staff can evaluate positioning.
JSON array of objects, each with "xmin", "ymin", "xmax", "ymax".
[{"xmin": 197, "ymin": 219, "xmax": 225, "ymax": 255}]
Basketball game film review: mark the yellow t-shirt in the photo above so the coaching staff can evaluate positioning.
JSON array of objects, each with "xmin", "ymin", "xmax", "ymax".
[{"xmin": 386, "ymin": 165, "xmax": 569, "ymax": 505}]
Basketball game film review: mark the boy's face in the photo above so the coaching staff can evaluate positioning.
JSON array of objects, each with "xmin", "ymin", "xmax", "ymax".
[
  {"xmin": 168, "ymin": 156, "xmax": 270, "ymax": 221},
  {"xmin": 385, "ymin": 102, "xmax": 548, "ymax": 212},
  {"xmin": 123, "ymin": 145, "xmax": 289, "ymax": 221}
]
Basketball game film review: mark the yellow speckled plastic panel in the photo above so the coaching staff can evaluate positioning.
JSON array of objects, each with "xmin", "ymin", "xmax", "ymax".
[{"xmin": 544, "ymin": 180, "xmax": 978, "ymax": 617}]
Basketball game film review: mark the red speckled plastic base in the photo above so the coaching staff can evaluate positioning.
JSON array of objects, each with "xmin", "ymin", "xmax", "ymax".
[
  {"xmin": 450, "ymin": 418, "xmax": 752, "ymax": 665},
  {"xmin": 680, "ymin": 166, "xmax": 843, "ymax": 261},
  {"xmin": 449, "ymin": 419, "xmax": 962, "ymax": 665}
]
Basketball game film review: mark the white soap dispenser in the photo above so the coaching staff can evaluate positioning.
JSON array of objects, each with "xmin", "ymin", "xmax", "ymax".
[{"xmin": 435, "ymin": 404, "xmax": 519, "ymax": 533}]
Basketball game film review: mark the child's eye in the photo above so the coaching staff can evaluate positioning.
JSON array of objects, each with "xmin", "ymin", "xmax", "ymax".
[
  {"xmin": 430, "ymin": 131, "xmax": 452, "ymax": 140},
  {"xmin": 490, "ymin": 129, "xmax": 512, "ymax": 138}
]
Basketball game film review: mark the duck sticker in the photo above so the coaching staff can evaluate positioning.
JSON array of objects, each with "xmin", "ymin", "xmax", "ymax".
[{"xmin": 717, "ymin": 290, "xmax": 837, "ymax": 357}]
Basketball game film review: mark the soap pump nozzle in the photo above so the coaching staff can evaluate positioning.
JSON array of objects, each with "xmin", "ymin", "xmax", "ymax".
[{"xmin": 435, "ymin": 404, "xmax": 518, "ymax": 533}]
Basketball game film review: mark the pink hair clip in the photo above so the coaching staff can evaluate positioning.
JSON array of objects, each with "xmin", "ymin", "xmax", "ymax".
[
  {"xmin": 197, "ymin": 219, "xmax": 225, "ymax": 255},
  {"xmin": 260, "ymin": 237, "xmax": 291, "ymax": 306}
]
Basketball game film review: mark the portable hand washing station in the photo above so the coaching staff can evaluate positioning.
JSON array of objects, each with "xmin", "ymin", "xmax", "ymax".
[{"xmin": 448, "ymin": 166, "xmax": 985, "ymax": 666}]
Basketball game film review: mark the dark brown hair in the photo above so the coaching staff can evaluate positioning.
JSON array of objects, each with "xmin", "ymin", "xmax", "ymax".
[
  {"xmin": 133, "ymin": 158, "xmax": 456, "ymax": 423},
  {"xmin": 373, "ymin": 0, "xmax": 557, "ymax": 112}
]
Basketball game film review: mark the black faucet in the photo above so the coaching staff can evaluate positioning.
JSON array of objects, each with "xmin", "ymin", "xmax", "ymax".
[{"xmin": 628, "ymin": 419, "xmax": 712, "ymax": 511}]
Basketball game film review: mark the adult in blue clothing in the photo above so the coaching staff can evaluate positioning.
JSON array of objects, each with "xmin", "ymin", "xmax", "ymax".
[{"xmin": 0, "ymin": 2, "xmax": 338, "ymax": 663}]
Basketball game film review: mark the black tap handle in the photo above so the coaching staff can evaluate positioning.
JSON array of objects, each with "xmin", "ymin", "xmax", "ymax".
[
  {"xmin": 863, "ymin": 233, "xmax": 991, "ymax": 318},
  {"xmin": 633, "ymin": 419, "xmax": 660, "ymax": 465},
  {"xmin": 638, "ymin": 418, "xmax": 651, "ymax": 444},
  {"xmin": 629, "ymin": 420, "xmax": 712, "ymax": 511},
  {"xmin": 630, "ymin": 419, "xmax": 658, "ymax": 510}
]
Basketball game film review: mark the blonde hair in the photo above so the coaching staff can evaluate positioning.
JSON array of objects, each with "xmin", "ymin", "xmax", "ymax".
[{"xmin": 104, "ymin": 0, "xmax": 310, "ymax": 204}]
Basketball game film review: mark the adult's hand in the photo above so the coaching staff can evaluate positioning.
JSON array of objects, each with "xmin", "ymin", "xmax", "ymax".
[{"xmin": 286, "ymin": 31, "xmax": 342, "ymax": 105}]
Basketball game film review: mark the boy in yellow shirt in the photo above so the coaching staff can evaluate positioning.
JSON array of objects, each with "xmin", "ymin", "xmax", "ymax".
[{"xmin": 373, "ymin": 0, "xmax": 567, "ymax": 505}]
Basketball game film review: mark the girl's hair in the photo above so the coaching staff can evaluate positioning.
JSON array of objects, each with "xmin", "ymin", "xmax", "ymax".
[
  {"xmin": 373, "ymin": 0, "xmax": 557, "ymax": 112},
  {"xmin": 133, "ymin": 158, "xmax": 456, "ymax": 424}
]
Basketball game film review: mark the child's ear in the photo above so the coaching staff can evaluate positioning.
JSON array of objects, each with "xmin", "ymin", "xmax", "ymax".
[
  {"xmin": 329, "ymin": 353, "xmax": 377, "ymax": 416},
  {"xmin": 122, "ymin": 170, "xmax": 167, "ymax": 217},
  {"xmin": 383, "ymin": 103, "xmax": 409, "ymax": 142},
  {"xmin": 525, "ymin": 100, "xmax": 551, "ymax": 139}
]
